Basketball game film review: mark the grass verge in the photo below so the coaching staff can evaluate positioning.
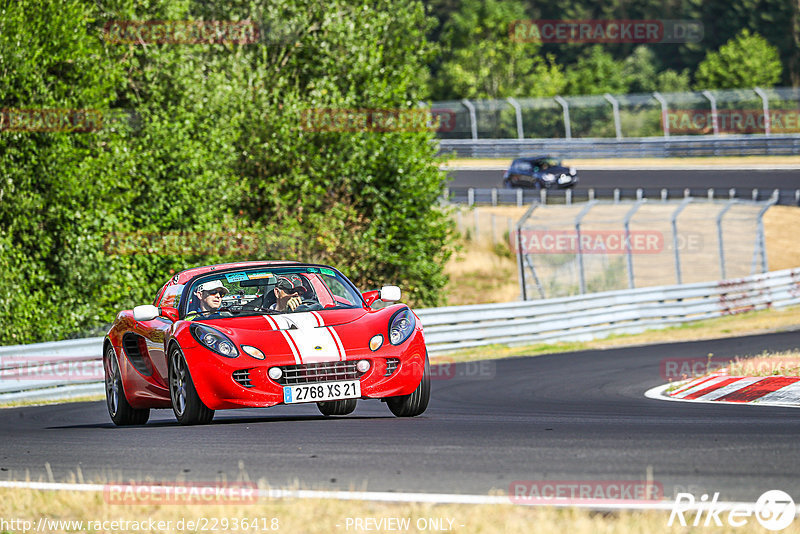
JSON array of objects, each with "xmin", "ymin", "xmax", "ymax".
[{"xmin": 1, "ymin": 487, "xmax": 790, "ymax": 534}]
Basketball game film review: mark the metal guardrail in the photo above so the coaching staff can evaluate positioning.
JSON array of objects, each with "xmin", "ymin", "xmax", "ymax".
[
  {"xmin": 2, "ymin": 267, "xmax": 799, "ymax": 400},
  {"xmin": 438, "ymin": 135, "xmax": 800, "ymax": 158},
  {"xmin": 447, "ymin": 187, "xmax": 800, "ymax": 206},
  {"xmin": 416, "ymin": 268, "xmax": 800, "ymax": 353}
]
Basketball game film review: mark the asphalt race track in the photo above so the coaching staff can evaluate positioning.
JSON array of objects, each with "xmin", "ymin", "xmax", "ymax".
[
  {"xmin": 451, "ymin": 169, "xmax": 800, "ymax": 191},
  {"xmin": 2, "ymin": 330, "xmax": 800, "ymax": 502}
]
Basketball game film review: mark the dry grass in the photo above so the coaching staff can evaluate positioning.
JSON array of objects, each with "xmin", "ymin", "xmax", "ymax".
[
  {"xmin": 725, "ymin": 349, "xmax": 800, "ymax": 377},
  {"xmin": 1, "ymin": 487, "xmax": 791, "ymax": 534},
  {"xmin": 764, "ymin": 206, "xmax": 800, "ymax": 271}
]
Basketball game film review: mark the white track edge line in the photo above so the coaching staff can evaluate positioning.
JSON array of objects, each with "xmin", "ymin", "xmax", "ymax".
[{"xmin": 0, "ymin": 480, "xmax": 787, "ymax": 512}]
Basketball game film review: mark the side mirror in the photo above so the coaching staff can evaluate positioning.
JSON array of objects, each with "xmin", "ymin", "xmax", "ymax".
[
  {"xmin": 362, "ymin": 290, "xmax": 380, "ymax": 307},
  {"xmin": 133, "ymin": 305, "xmax": 159, "ymax": 322},
  {"xmin": 160, "ymin": 307, "xmax": 179, "ymax": 322},
  {"xmin": 380, "ymin": 285, "xmax": 401, "ymax": 303}
]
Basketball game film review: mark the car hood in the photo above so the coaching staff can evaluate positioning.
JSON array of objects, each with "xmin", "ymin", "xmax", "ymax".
[{"xmin": 191, "ymin": 308, "xmax": 372, "ymax": 363}]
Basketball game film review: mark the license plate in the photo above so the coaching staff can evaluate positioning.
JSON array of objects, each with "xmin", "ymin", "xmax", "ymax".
[{"xmin": 283, "ymin": 380, "xmax": 361, "ymax": 404}]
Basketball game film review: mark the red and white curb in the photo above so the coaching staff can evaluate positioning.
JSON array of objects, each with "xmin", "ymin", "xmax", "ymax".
[{"xmin": 646, "ymin": 372, "xmax": 800, "ymax": 408}]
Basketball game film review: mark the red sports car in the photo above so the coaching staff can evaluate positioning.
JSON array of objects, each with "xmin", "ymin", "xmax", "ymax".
[{"xmin": 103, "ymin": 261, "xmax": 430, "ymax": 425}]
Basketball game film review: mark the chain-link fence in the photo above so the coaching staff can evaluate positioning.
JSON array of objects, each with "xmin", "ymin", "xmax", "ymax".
[
  {"xmin": 514, "ymin": 196, "xmax": 776, "ymax": 300},
  {"xmin": 431, "ymin": 87, "xmax": 800, "ymax": 139}
]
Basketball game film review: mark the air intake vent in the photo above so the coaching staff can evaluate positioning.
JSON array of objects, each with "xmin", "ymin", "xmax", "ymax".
[
  {"xmin": 385, "ymin": 358, "xmax": 400, "ymax": 376},
  {"xmin": 232, "ymin": 369, "xmax": 254, "ymax": 388},
  {"xmin": 121, "ymin": 333, "xmax": 153, "ymax": 376}
]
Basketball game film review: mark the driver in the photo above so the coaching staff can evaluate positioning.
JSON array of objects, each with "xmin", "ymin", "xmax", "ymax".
[
  {"xmin": 271, "ymin": 275, "xmax": 308, "ymax": 312},
  {"xmin": 186, "ymin": 280, "xmax": 229, "ymax": 319}
]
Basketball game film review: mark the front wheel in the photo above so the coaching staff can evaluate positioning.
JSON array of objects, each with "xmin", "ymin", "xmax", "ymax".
[
  {"xmin": 317, "ymin": 399, "xmax": 357, "ymax": 416},
  {"xmin": 104, "ymin": 345, "xmax": 149, "ymax": 426},
  {"xmin": 169, "ymin": 346, "xmax": 214, "ymax": 425},
  {"xmin": 386, "ymin": 354, "xmax": 430, "ymax": 417}
]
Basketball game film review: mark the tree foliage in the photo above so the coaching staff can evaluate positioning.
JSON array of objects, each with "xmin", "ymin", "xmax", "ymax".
[
  {"xmin": 694, "ymin": 29, "xmax": 782, "ymax": 90},
  {"xmin": 0, "ymin": 0, "xmax": 453, "ymax": 344}
]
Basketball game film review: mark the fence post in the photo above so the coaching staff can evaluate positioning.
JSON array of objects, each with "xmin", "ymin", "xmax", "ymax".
[
  {"xmin": 575, "ymin": 201, "xmax": 598, "ymax": 295},
  {"xmin": 491, "ymin": 188, "xmax": 498, "ymax": 206},
  {"xmin": 554, "ymin": 95, "xmax": 572, "ymax": 139},
  {"xmin": 588, "ymin": 188, "xmax": 595, "ymax": 200},
  {"xmin": 716, "ymin": 200, "xmax": 736, "ymax": 280},
  {"xmin": 473, "ymin": 209, "xmax": 479, "ymax": 241},
  {"xmin": 613, "ymin": 188, "xmax": 620, "ymax": 203},
  {"xmin": 754, "ymin": 194, "xmax": 777, "ymax": 274},
  {"xmin": 661, "ymin": 188, "xmax": 668, "ymax": 202},
  {"xmin": 516, "ymin": 188, "xmax": 523, "ymax": 207},
  {"xmin": 540, "ymin": 189, "xmax": 547, "ymax": 204},
  {"xmin": 461, "ymin": 99, "xmax": 478, "ymax": 140},
  {"xmin": 467, "ymin": 188, "xmax": 475, "ymax": 206},
  {"xmin": 708, "ymin": 188, "xmax": 714, "ymax": 201},
  {"xmin": 671, "ymin": 197, "xmax": 692, "ymax": 284},
  {"xmin": 653, "ymin": 91, "xmax": 669, "ymax": 137},
  {"xmin": 506, "ymin": 97, "xmax": 524, "ymax": 139},
  {"xmin": 604, "ymin": 93, "xmax": 622, "ymax": 139},
  {"xmin": 702, "ymin": 90, "xmax": 719, "ymax": 136},
  {"xmin": 729, "ymin": 188, "xmax": 736, "ymax": 199},
  {"xmin": 636, "ymin": 188, "xmax": 643, "ymax": 201},
  {"xmin": 491, "ymin": 214, "xmax": 497, "ymax": 246},
  {"xmin": 623, "ymin": 200, "xmax": 644, "ymax": 289},
  {"xmin": 515, "ymin": 202, "xmax": 541, "ymax": 301},
  {"xmin": 566, "ymin": 188, "xmax": 572, "ymax": 205},
  {"xmin": 754, "ymin": 87, "xmax": 771, "ymax": 136}
]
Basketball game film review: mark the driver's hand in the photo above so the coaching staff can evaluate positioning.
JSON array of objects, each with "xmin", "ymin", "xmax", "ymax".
[{"xmin": 286, "ymin": 296, "xmax": 303, "ymax": 311}]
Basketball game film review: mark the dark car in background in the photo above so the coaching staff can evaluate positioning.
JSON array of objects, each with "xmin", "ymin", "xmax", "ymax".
[{"xmin": 502, "ymin": 156, "xmax": 578, "ymax": 189}]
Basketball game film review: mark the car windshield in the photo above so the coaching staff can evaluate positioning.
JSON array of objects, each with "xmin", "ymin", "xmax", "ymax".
[
  {"xmin": 183, "ymin": 266, "xmax": 364, "ymax": 319},
  {"xmin": 535, "ymin": 157, "xmax": 561, "ymax": 169},
  {"xmin": 511, "ymin": 160, "xmax": 533, "ymax": 172}
]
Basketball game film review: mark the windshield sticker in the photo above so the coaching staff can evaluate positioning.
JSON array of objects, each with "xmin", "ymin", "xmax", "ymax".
[
  {"xmin": 248, "ymin": 272, "xmax": 272, "ymax": 280},
  {"xmin": 306, "ymin": 267, "xmax": 319, "ymax": 273},
  {"xmin": 224, "ymin": 272, "xmax": 249, "ymax": 283},
  {"xmin": 320, "ymin": 268, "xmax": 335, "ymax": 276}
]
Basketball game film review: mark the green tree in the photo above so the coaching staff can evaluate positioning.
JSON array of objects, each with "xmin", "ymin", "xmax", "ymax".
[
  {"xmin": 564, "ymin": 45, "xmax": 628, "ymax": 96},
  {"xmin": 431, "ymin": 0, "xmax": 565, "ymax": 99},
  {"xmin": 694, "ymin": 29, "xmax": 782, "ymax": 90}
]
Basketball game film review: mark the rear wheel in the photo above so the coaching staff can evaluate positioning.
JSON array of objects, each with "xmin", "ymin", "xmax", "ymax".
[
  {"xmin": 104, "ymin": 345, "xmax": 149, "ymax": 426},
  {"xmin": 317, "ymin": 399, "xmax": 357, "ymax": 416},
  {"xmin": 169, "ymin": 346, "xmax": 214, "ymax": 425},
  {"xmin": 387, "ymin": 354, "xmax": 430, "ymax": 417}
]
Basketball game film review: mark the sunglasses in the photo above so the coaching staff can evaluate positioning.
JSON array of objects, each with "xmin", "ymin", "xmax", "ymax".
[{"xmin": 203, "ymin": 290, "xmax": 226, "ymax": 297}]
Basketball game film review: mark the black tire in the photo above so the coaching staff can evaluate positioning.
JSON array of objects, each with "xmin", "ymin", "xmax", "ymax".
[
  {"xmin": 387, "ymin": 354, "xmax": 430, "ymax": 417},
  {"xmin": 104, "ymin": 345, "xmax": 150, "ymax": 426},
  {"xmin": 317, "ymin": 398, "xmax": 357, "ymax": 416},
  {"xmin": 169, "ymin": 346, "xmax": 214, "ymax": 425}
]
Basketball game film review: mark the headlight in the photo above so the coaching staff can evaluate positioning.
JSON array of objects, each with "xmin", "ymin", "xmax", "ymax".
[
  {"xmin": 388, "ymin": 309, "xmax": 415, "ymax": 345},
  {"xmin": 191, "ymin": 324, "xmax": 239, "ymax": 358},
  {"xmin": 569, "ymin": 167, "xmax": 577, "ymax": 176},
  {"xmin": 542, "ymin": 173, "xmax": 555, "ymax": 181}
]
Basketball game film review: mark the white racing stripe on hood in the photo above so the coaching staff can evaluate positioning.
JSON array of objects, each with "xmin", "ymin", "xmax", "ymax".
[
  {"xmin": 283, "ymin": 312, "xmax": 343, "ymax": 364},
  {"xmin": 262, "ymin": 315, "xmax": 301, "ymax": 364}
]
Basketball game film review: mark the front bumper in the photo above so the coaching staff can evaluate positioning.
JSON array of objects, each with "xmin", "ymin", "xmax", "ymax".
[{"xmin": 185, "ymin": 331, "xmax": 427, "ymax": 410}]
